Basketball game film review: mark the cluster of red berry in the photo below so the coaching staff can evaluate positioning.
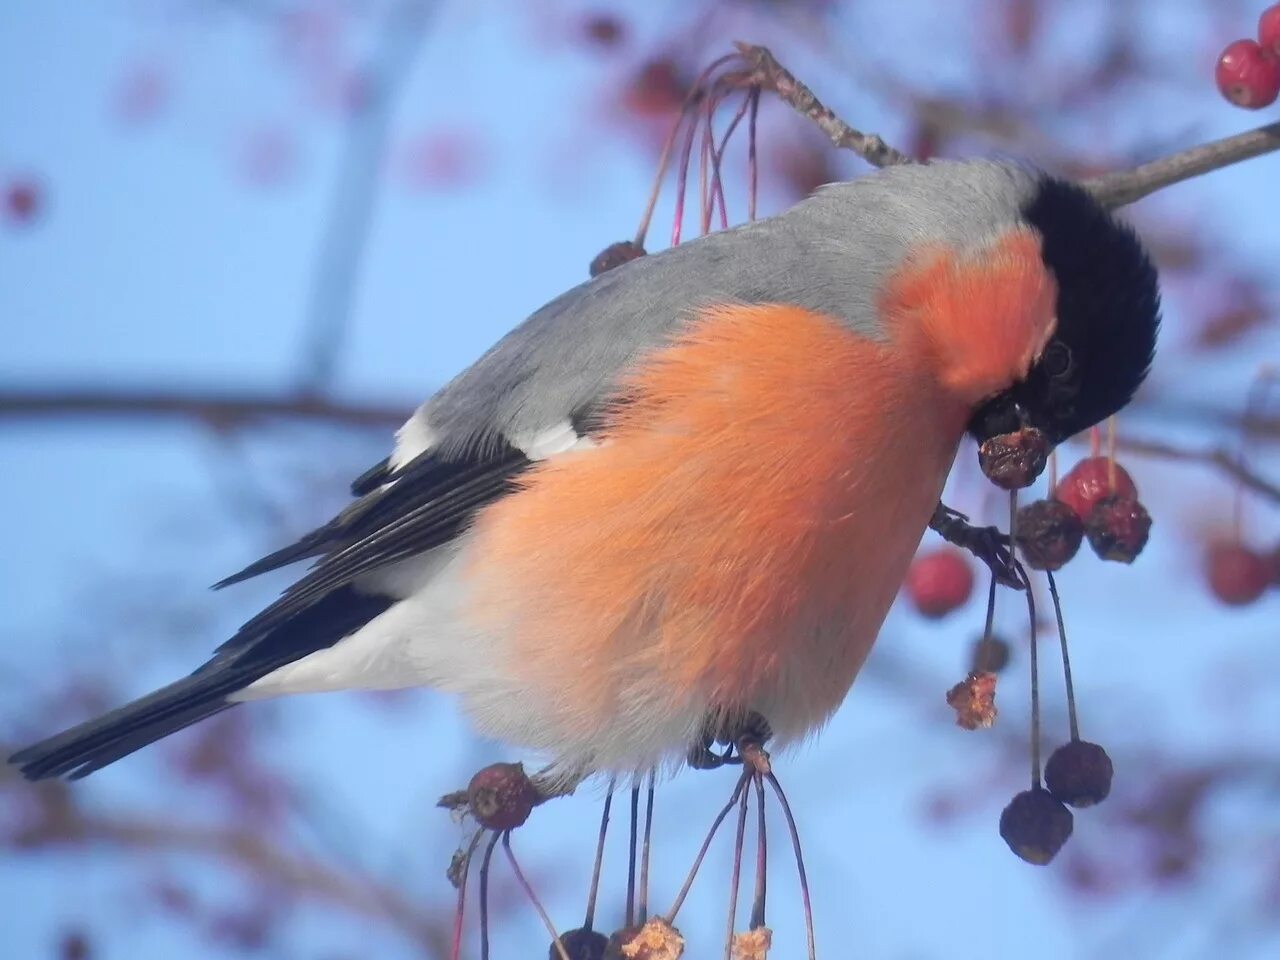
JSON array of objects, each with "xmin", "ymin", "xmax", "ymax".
[
  {"xmin": 1216, "ymin": 5, "xmax": 1280, "ymax": 109},
  {"xmin": 904, "ymin": 455, "xmax": 1151, "ymax": 623}
]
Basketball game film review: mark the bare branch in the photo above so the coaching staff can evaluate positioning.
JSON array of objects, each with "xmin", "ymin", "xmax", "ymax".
[
  {"xmin": 1082, "ymin": 121, "xmax": 1280, "ymax": 208},
  {"xmin": 1118, "ymin": 435, "xmax": 1280, "ymax": 505},
  {"xmin": 299, "ymin": 0, "xmax": 436, "ymax": 393},
  {"xmin": 0, "ymin": 387, "xmax": 409, "ymax": 430},
  {"xmin": 734, "ymin": 42, "xmax": 913, "ymax": 168}
]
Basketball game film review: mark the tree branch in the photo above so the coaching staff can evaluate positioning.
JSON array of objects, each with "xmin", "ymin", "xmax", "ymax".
[
  {"xmin": 1117, "ymin": 435, "xmax": 1280, "ymax": 505},
  {"xmin": 0, "ymin": 387, "xmax": 409, "ymax": 430},
  {"xmin": 734, "ymin": 42, "xmax": 914, "ymax": 168},
  {"xmin": 1083, "ymin": 121, "xmax": 1280, "ymax": 208}
]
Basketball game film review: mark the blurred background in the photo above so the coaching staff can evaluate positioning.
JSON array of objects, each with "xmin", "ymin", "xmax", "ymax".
[{"xmin": 2, "ymin": 1, "xmax": 1279, "ymax": 957}]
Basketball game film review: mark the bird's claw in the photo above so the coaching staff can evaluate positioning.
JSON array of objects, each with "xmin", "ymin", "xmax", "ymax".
[{"xmin": 929, "ymin": 502, "xmax": 1025, "ymax": 590}]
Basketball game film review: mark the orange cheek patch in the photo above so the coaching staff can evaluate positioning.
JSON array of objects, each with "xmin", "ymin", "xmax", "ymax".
[
  {"xmin": 882, "ymin": 228, "xmax": 1058, "ymax": 406},
  {"xmin": 462, "ymin": 303, "xmax": 968, "ymax": 736}
]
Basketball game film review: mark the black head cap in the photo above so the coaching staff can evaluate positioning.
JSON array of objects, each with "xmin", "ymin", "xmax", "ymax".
[{"xmin": 968, "ymin": 176, "xmax": 1161, "ymax": 446}]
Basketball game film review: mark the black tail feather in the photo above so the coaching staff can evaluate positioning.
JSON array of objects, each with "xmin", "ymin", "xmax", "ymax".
[{"xmin": 9, "ymin": 585, "xmax": 396, "ymax": 780}]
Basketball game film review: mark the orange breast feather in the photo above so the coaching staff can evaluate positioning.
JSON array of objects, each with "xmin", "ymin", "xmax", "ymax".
[{"xmin": 464, "ymin": 301, "xmax": 972, "ymax": 743}]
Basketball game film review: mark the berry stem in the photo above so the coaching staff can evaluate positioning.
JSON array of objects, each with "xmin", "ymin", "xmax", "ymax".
[
  {"xmin": 1090, "ymin": 425, "xmax": 1101, "ymax": 459},
  {"xmin": 625, "ymin": 784, "xmax": 640, "ymax": 927},
  {"xmin": 1107, "ymin": 416, "xmax": 1118, "ymax": 491},
  {"xmin": 639, "ymin": 771, "xmax": 656, "ymax": 924},
  {"xmin": 634, "ymin": 113, "xmax": 683, "ymax": 248},
  {"xmin": 503, "ymin": 833, "xmax": 571, "ymax": 960},
  {"xmin": 583, "ymin": 783, "xmax": 614, "ymax": 931},
  {"xmin": 723, "ymin": 771, "xmax": 752, "ymax": 960},
  {"xmin": 449, "ymin": 829, "xmax": 483, "ymax": 960},
  {"xmin": 764, "ymin": 771, "xmax": 817, "ymax": 960},
  {"xmin": 750, "ymin": 773, "xmax": 768, "ymax": 930},
  {"xmin": 1012, "ymin": 490, "xmax": 1044, "ymax": 789},
  {"xmin": 1046, "ymin": 571, "xmax": 1080, "ymax": 743},
  {"xmin": 666, "ymin": 770, "xmax": 752, "ymax": 923},
  {"xmin": 1048, "ymin": 448, "xmax": 1058, "ymax": 492},
  {"xmin": 477, "ymin": 830, "xmax": 500, "ymax": 960}
]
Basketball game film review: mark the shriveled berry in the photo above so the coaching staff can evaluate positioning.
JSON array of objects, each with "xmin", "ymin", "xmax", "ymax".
[
  {"xmin": 1054, "ymin": 457, "xmax": 1137, "ymax": 521},
  {"xmin": 969, "ymin": 633, "xmax": 1012, "ymax": 674},
  {"xmin": 1215, "ymin": 39, "xmax": 1280, "ymax": 109},
  {"xmin": 590, "ymin": 240, "xmax": 646, "ymax": 277},
  {"xmin": 1205, "ymin": 541, "xmax": 1270, "ymax": 606},
  {"xmin": 605, "ymin": 918, "xmax": 683, "ymax": 960},
  {"xmin": 1085, "ymin": 494, "xmax": 1151, "ymax": 563},
  {"xmin": 466, "ymin": 762, "xmax": 538, "ymax": 831},
  {"xmin": 1261, "ymin": 4, "xmax": 1280, "ymax": 59},
  {"xmin": 1015, "ymin": 498, "xmax": 1084, "ymax": 571},
  {"xmin": 555, "ymin": 927, "xmax": 609, "ymax": 960},
  {"xmin": 946, "ymin": 671, "xmax": 998, "ymax": 730},
  {"xmin": 999, "ymin": 787, "xmax": 1074, "ymax": 865},
  {"xmin": 905, "ymin": 548, "xmax": 974, "ymax": 619},
  {"xmin": 1044, "ymin": 740, "xmax": 1114, "ymax": 808},
  {"xmin": 977, "ymin": 426, "xmax": 1049, "ymax": 489}
]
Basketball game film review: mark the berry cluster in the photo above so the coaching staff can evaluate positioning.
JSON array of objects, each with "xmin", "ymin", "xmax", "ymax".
[
  {"xmin": 1216, "ymin": 5, "xmax": 1280, "ymax": 109},
  {"xmin": 1018, "ymin": 455, "xmax": 1151, "ymax": 569}
]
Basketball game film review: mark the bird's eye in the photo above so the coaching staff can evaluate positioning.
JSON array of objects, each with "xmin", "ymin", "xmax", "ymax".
[{"xmin": 1042, "ymin": 340, "xmax": 1073, "ymax": 379}]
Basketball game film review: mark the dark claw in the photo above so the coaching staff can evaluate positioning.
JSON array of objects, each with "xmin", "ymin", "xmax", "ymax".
[{"xmin": 929, "ymin": 503, "xmax": 1025, "ymax": 590}]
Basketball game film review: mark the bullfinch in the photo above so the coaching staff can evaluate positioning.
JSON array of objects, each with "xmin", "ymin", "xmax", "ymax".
[{"xmin": 11, "ymin": 160, "xmax": 1159, "ymax": 786}]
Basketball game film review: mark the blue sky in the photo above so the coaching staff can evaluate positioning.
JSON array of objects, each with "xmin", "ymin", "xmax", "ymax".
[{"xmin": 3, "ymin": 2, "xmax": 1279, "ymax": 958}]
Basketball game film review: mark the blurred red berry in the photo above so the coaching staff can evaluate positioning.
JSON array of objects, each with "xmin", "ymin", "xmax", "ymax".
[
  {"xmin": 1259, "ymin": 4, "xmax": 1280, "ymax": 59},
  {"xmin": 1206, "ymin": 541, "xmax": 1270, "ymax": 606},
  {"xmin": 905, "ymin": 548, "xmax": 974, "ymax": 619},
  {"xmin": 4, "ymin": 179, "xmax": 41, "ymax": 224},
  {"xmin": 1054, "ymin": 457, "xmax": 1137, "ymax": 521},
  {"xmin": 623, "ymin": 58, "xmax": 686, "ymax": 117},
  {"xmin": 582, "ymin": 12, "xmax": 625, "ymax": 49},
  {"xmin": 1215, "ymin": 39, "xmax": 1280, "ymax": 109},
  {"xmin": 114, "ymin": 63, "xmax": 168, "ymax": 124}
]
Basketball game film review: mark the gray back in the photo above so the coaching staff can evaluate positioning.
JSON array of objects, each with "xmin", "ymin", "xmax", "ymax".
[{"xmin": 423, "ymin": 160, "xmax": 1040, "ymax": 452}]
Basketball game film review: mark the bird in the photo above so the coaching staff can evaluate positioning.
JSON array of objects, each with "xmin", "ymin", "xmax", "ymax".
[{"xmin": 10, "ymin": 160, "xmax": 1159, "ymax": 787}]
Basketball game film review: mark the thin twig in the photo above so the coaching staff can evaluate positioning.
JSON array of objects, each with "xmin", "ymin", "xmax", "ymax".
[
  {"xmin": 299, "ymin": 0, "xmax": 435, "ymax": 392},
  {"xmin": 450, "ymin": 830, "xmax": 484, "ymax": 960},
  {"xmin": 626, "ymin": 784, "xmax": 640, "ymax": 928},
  {"xmin": 1083, "ymin": 121, "xmax": 1280, "ymax": 209},
  {"xmin": 749, "ymin": 773, "xmax": 767, "ymax": 931},
  {"xmin": 1116, "ymin": 435, "xmax": 1280, "ymax": 505},
  {"xmin": 639, "ymin": 772, "xmax": 656, "ymax": 925},
  {"xmin": 734, "ymin": 42, "xmax": 913, "ymax": 168},
  {"xmin": 1046, "ymin": 572, "xmax": 1080, "ymax": 743}
]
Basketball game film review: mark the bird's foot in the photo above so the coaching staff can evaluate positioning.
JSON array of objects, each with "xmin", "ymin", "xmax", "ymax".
[
  {"xmin": 929, "ymin": 502, "xmax": 1024, "ymax": 589},
  {"xmin": 689, "ymin": 711, "xmax": 773, "ymax": 774}
]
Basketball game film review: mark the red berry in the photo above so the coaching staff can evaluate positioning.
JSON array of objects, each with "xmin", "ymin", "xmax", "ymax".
[
  {"xmin": 1054, "ymin": 457, "xmax": 1137, "ymax": 522},
  {"xmin": 466, "ymin": 762, "xmax": 538, "ymax": 831},
  {"xmin": 905, "ymin": 548, "xmax": 974, "ymax": 619},
  {"xmin": 1215, "ymin": 39, "xmax": 1280, "ymax": 109},
  {"xmin": 1085, "ymin": 494, "xmax": 1151, "ymax": 563},
  {"xmin": 1205, "ymin": 541, "xmax": 1270, "ymax": 606},
  {"xmin": 1259, "ymin": 5, "xmax": 1280, "ymax": 60},
  {"xmin": 5, "ymin": 179, "xmax": 40, "ymax": 224}
]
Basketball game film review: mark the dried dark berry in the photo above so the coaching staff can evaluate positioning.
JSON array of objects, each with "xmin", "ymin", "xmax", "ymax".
[
  {"xmin": 555, "ymin": 927, "xmax": 609, "ymax": 960},
  {"xmin": 1044, "ymin": 740, "xmax": 1114, "ymax": 808},
  {"xmin": 1015, "ymin": 498, "xmax": 1084, "ymax": 571},
  {"xmin": 1085, "ymin": 494, "xmax": 1151, "ymax": 563},
  {"xmin": 969, "ymin": 634, "xmax": 1012, "ymax": 674},
  {"xmin": 978, "ymin": 427, "xmax": 1050, "ymax": 489},
  {"xmin": 999, "ymin": 787, "xmax": 1074, "ymax": 865},
  {"xmin": 589, "ymin": 240, "xmax": 646, "ymax": 277},
  {"xmin": 466, "ymin": 762, "xmax": 537, "ymax": 831}
]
